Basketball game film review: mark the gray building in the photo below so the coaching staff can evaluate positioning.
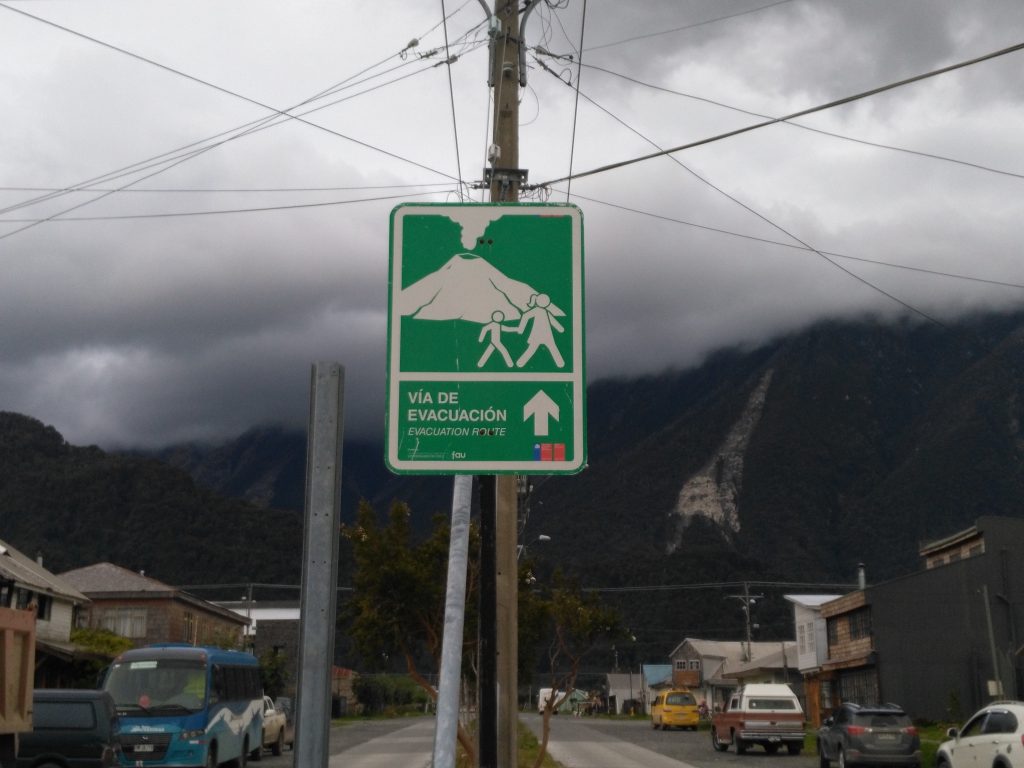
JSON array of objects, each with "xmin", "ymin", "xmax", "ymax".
[{"xmin": 820, "ymin": 516, "xmax": 1024, "ymax": 723}]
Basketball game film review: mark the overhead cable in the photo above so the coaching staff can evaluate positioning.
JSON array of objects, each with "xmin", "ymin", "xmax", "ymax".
[
  {"xmin": 564, "ymin": 190, "xmax": 1024, "ymax": 292},
  {"xmin": 0, "ymin": 2, "xmax": 484, "ymax": 233},
  {"xmin": 0, "ymin": 189, "xmax": 449, "ymax": 224},
  {"xmin": 441, "ymin": 0, "xmax": 466, "ymax": 198},
  {"xmin": 565, "ymin": 59, "xmax": 1024, "ymax": 182},
  {"xmin": 564, "ymin": 0, "xmax": 587, "ymax": 201},
  {"xmin": 536, "ymin": 40, "xmax": 1024, "ymax": 187},
  {"xmin": 536, "ymin": 57, "xmax": 950, "ymax": 328},
  {"xmin": 583, "ymin": 0, "xmax": 796, "ymax": 53}
]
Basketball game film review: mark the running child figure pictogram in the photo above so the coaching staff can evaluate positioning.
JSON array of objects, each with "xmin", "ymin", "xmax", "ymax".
[{"xmin": 477, "ymin": 310, "xmax": 517, "ymax": 368}]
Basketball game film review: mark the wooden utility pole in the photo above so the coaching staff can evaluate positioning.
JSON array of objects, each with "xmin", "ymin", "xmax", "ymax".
[{"xmin": 484, "ymin": 2, "xmax": 525, "ymax": 767}]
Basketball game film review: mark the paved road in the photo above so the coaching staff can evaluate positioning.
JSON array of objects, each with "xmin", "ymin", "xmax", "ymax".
[
  {"xmin": 524, "ymin": 714, "xmax": 817, "ymax": 768},
  {"xmin": 524, "ymin": 714, "xmax": 703, "ymax": 768},
  {"xmin": 254, "ymin": 714, "xmax": 818, "ymax": 768}
]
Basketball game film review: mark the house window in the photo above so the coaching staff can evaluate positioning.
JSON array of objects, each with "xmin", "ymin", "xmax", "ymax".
[
  {"xmin": 675, "ymin": 660, "xmax": 686, "ymax": 671},
  {"xmin": 688, "ymin": 660, "xmax": 701, "ymax": 671},
  {"xmin": 849, "ymin": 608, "xmax": 871, "ymax": 640},
  {"xmin": 35, "ymin": 594, "xmax": 52, "ymax": 621},
  {"xmin": 183, "ymin": 612, "xmax": 197, "ymax": 644},
  {"xmin": 99, "ymin": 607, "xmax": 148, "ymax": 638},
  {"xmin": 798, "ymin": 624, "xmax": 808, "ymax": 655},
  {"xmin": 838, "ymin": 669, "xmax": 878, "ymax": 704},
  {"xmin": 827, "ymin": 617, "xmax": 838, "ymax": 647}
]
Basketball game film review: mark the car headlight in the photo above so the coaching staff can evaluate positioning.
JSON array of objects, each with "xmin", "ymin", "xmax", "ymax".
[{"xmin": 180, "ymin": 729, "xmax": 206, "ymax": 741}]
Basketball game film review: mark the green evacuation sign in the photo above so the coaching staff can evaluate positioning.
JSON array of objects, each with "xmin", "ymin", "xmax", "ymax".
[{"xmin": 386, "ymin": 203, "xmax": 585, "ymax": 474}]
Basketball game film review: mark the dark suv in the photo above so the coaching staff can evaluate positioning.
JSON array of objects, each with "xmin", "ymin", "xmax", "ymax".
[
  {"xmin": 818, "ymin": 703, "xmax": 921, "ymax": 768},
  {"xmin": 16, "ymin": 689, "xmax": 119, "ymax": 768}
]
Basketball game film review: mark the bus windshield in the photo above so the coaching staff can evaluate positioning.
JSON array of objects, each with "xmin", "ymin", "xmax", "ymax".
[{"xmin": 105, "ymin": 658, "xmax": 207, "ymax": 714}]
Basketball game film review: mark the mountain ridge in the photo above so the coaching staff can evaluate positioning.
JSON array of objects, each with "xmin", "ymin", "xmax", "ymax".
[{"xmin": 1, "ymin": 310, "xmax": 1022, "ymax": 662}]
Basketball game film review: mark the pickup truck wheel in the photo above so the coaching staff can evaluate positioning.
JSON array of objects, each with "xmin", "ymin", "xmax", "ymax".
[
  {"xmin": 712, "ymin": 728, "xmax": 730, "ymax": 752},
  {"xmin": 765, "ymin": 744, "xmax": 780, "ymax": 755},
  {"xmin": 736, "ymin": 736, "xmax": 748, "ymax": 755},
  {"xmin": 788, "ymin": 743, "xmax": 802, "ymax": 756},
  {"xmin": 272, "ymin": 729, "xmax": 284, "ymax": 757}
]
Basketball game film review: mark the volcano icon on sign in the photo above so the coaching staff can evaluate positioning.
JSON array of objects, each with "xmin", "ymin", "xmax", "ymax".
[{"xmin": 397, "ymin": 253, "xmax": 565, "ymax": 324}]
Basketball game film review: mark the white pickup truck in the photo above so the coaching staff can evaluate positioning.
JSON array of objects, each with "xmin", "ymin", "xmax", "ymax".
[
  {"xmin": 711, "ymin": 683, "xmax": 805, "ymax": 755},
  {"xmin": 255, "ymin": 695, "xmax": 293, "ymax": 758}
]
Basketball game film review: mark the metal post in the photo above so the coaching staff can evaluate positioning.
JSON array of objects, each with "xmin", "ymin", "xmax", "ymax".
[
  {"xmin": 294, "ymin": 362, "xmax": 345, "ymax": 768},
  {"xmin": 432, "ymin": 475, "xmax": 474, "ymax": 768},
  {"xmin": 478, "ymin": 476, "xmax": 497, "ymax": 768},
  {"xmin": 982, "ymin": 584, "xmax": 1003, "ymax": 698},
  {"xmin": 495, "ymin": 476, "xmax": 518, "ymax": 764}
]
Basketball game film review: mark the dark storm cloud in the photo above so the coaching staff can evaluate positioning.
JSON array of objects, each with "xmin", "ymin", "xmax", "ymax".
[{"xmin": 1, "ymin": 0, "xmax": 1022, "ymax": 448}]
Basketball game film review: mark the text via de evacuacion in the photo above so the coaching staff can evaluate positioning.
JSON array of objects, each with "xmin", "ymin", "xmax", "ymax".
[{"xmin": 405, "ymin": 390, "xmax": 508, "ymax": 436}]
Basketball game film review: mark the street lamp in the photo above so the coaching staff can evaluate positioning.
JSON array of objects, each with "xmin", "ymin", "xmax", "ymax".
[{"xmin": 517, "ymin": 534, "xmax": 551, "ymax": 561}]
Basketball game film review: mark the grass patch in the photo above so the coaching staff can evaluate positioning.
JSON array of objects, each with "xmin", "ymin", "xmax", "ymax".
[
  {"xmin": 517, "ymin": 723, "xmax": 562, "ymax": 768},
  {"xmin": 453, "ymin": 720, "xmax": 562, "ymax": 768},
  {"xmin": 917, "ymin": 723, "xmax": 954, "ymax": 768}
]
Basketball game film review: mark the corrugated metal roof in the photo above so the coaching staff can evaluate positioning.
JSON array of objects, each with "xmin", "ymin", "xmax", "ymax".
[
  {"xmin": 722, "ymin": 643, "xmax": 798, "ymax": 677},
  {"xmin": 0, "ymin": 536, "xmax": 88, "ymax": 603}
]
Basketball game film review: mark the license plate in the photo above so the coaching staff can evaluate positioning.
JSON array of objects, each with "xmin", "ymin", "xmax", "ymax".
[
  {"xmin": 134, "ymin": 744, "xmax": 155, "ymax": 753},
  {"xmin": 877, "ymin": 734, "xmax": 898, "ymax": 742}
]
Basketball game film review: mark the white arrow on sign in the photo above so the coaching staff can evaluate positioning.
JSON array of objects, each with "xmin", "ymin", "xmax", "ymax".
[{"xmin": 523, "ymin": 390, "xmax": 559, "ymax": 436}]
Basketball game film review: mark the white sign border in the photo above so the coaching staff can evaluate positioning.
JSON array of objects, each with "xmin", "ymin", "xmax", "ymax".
[{"xmin": 385, "ymin": 203, "xmax": 585, "ymax": 474}]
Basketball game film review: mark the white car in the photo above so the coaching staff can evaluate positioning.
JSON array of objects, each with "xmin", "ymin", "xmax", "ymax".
[{"xmin": 936, "ymin": 702, "xmax": 1024, "ymax": 768}]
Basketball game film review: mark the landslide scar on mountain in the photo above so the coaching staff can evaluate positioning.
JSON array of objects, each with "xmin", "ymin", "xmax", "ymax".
[{"xmin": 666, "ymin": 369, "xmax": 774, "ymax": 554}]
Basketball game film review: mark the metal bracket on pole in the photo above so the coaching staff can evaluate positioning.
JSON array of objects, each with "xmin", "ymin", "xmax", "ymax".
[
  {"xmin": 480, "ymin": 167, "xmax": 529, "ymax": 187},
  {"xmin": 477, "ymin": 0, "xmax": 500, "ymax": 87}
]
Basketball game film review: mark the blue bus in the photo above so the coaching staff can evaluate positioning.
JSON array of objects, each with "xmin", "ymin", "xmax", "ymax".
[{"xmin": 102, "ymin": 644, "xmax": 263, "ymax": 767}]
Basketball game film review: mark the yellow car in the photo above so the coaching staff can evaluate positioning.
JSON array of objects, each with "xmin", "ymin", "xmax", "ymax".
[{"xmin": 651, "ymin": 689, "xmax": 700, "ymax": 730}]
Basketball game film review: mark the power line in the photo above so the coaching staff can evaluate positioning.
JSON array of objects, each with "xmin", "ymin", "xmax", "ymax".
[
  {"xmin": 441, "ymin": 0, "xmax": 467, "ymax": 199},
  {"xmin": 535, "ymin": 40, "xmax": 1024, "ymax": 188},
  {"xmin": 560, "ymin": 58, "xmax": 1024, "ymax": 183},
  {"xmin": 0, "ymin": 188, "xmax": 449, "ymax": 224},
  {"xmin": 583, "ymin": 0, "xmax": 796, "ymax": 53},
  {"xmin": 0, "ymin": 3, "xmax": 482, "ymax": 230},
  {"xmin": 586, "ymin": 580, "xmax": 858, "ymax": 594},
  {"xmin": 564, "ymin": 0, "xmax": 587, "ymax": 202},
  {"xmin": 0, "ymin": 183, "xmax": 453, "ymax": 194},
  {"xmin": 0, "ymin": 55, "xmax": 457, "ymax": 220},
  {"xmin": 536, "ymin": 58, "xmax": 952, "ymax": 330},
  {"xmin": 563, "ymin": 191, "xmax": 1024, "ymax": 292}
]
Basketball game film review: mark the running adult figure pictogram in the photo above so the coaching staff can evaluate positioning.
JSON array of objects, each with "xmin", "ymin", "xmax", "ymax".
[{"xmin": 515, "ymin": 294, "xmax": 565, "ymax": 368}]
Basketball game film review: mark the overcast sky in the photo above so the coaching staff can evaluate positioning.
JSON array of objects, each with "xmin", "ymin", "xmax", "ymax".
[{"xmin": 2, "ymin": 0, "xmax": 1022, "ymax": 448}]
